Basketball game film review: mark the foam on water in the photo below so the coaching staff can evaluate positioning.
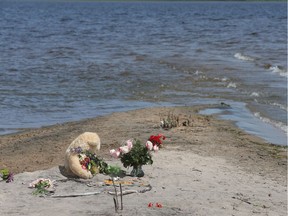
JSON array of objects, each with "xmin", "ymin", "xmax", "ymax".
[
  {"xmin": 234, "ymin": 53, "xmax": 255, "ymax": 62},
  {"xmin": 250, "ymin": 92, "xmax": 260, "ymax": 97},
  {"xmin": 254, "ymin": 112, "xmax": 288, "ymax": 134},
  {"xmin": 269, "ymin": 65, "xmax": 288, "ymax": 77},
  {"xmin": 199, "ymin": 101, "xmax": 287, "ymax": 146},
  {"xmin": 227, "ymin": 82, "xmax": 237, "ymax": 88},
  {"xmin": 271, "ymin": 102, "xmax": 288, "ymax": 112}
]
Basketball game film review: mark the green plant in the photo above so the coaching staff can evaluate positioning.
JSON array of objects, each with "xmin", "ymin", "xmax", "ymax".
[
  {"xmin": 120, "ymin": 139, "xmax": 153, "ymax": 168},
  {"xmin": 160, "ymin": 112, "xmax": 180, "ymax": 129},
  {"xmin": 84, "ymin": 150, "xmax": 125, "ymax": 177},
  {"xmin": 0, "ymin": 169, "xmax": 14, "ymax": 183},
  {"xmin": 29, "ymin": 178, "xmax": 54, "ymax": 195},
  {"xmin": 33, "ymin": 181, "xmax": 51, "ymax": 195}
]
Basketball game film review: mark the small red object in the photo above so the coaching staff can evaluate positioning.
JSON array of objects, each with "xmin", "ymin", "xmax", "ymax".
[
  {"xmin": 149, "ymin": 134, "xmax": 165, "ymax": 147},
  {"xmin": 156, "ymin": 203, "xmax": 163, "ymax": 208},
  {"xmin": 148, "ymin": 202, "xmax": 153, "ymax": 207}
]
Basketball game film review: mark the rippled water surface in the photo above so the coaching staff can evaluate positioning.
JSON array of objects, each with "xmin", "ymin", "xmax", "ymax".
[{"xmin": 0, "ymin": 1, "xmax": 287, "ymax": 144}]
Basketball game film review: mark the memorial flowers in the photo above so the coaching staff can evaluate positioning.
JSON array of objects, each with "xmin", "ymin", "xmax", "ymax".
[
  {"xmin": 29, "ymin": 178, "xmax": 54, "ymax": 195},
  {"xmin": 70, "ymin": 147, "xmax": 124, "ymax": 177},
  {"xmin": 110, "ymin": 134, "xmax": 165, "ymax": 177}
]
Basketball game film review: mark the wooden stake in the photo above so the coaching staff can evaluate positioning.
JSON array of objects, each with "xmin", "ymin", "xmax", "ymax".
[
  {"xmin": 112, "ymin": 178, "xmax": 119, "ymax": 210},
  {"xmin": 120, "ymin": 183, "xmax": 123, "ymax": 210},
  {"xmin": 113, "ymin": 197, "xmax": 118, "ymax": 213}
]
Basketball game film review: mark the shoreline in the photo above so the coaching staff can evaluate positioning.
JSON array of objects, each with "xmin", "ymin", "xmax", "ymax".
[
  {"xmin": 0, "ymin": 106, "xmax": 287, "ymax": 215},
  {"xmin": 1, "ymin": 100, "xmax": 286, "ymax": 146},
  {"xmin": 0, "ymin": 105, "xmax": 286, "ymax": 175},
  {"xmin": 199, "ymin": 102, "xmax": 287, "ymax": 146}
]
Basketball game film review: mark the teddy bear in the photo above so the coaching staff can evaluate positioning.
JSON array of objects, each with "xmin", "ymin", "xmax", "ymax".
[{"xmin": 64, "ymin": 132, "xmax": 101, "ymax": 179}]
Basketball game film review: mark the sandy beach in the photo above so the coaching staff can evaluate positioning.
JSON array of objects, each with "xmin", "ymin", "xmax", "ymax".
[{"xmin": 0, "ymin": 106, "xmax": 287, "ymax": 216}]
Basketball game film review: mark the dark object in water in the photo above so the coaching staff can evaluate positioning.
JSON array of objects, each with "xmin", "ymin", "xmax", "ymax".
[{"xmin": 220, "ymin": 102, "xmax": 231, "ymax": 108}]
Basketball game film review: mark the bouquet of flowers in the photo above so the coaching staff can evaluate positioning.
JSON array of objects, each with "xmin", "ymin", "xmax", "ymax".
[
  {"xmin": 70, "ymin": 147, "xmax": 125, "ymax": 177},
  {"xmin": 110, "ymin": 134, "xmax": 165, "ymax": 177},
  {"xmin": 29, "ymin": 178, "xmax": 54, "ymax": 195}
]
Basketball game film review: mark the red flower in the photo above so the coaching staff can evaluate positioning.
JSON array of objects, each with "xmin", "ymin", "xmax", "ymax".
[
  {"xmin": 156, "ymin": 202, "xmax": 163, "ymax": 208},
  {"xmin": 84, "ymin": 157, "xmax": 90, "ymax": 163},
  {"xmin": 149, "ymin": 134, "xmax": 165, "ymax": 147},
  {"xmin": 148, "ymin": 202, "xmax": 153, "ymax": 207}
]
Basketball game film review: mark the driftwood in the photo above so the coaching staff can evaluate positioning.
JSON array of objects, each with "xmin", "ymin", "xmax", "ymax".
[
  {"xmin": 109, "ymin": 190, "xmax": 137, "ymax": 196},
  {"xmin": 50, "ymin": 178, "xmax": 151, "ymax": 199},
  {"xmin": 56, "ymin": 178, "xmax": 92, "ymax": 184},
  {"xmin": 108, "ymin": 184, "xmax": 152, "ymax": 196},
  {"xmin": 232, "ymin": 196, "xmax": 252, "ymax": 205},
  {"xmin": 51, "ymin": 191, "xmax": 101, "ymax": 198}
]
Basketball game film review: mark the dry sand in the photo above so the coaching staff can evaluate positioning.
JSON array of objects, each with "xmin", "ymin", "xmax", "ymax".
[{"xmin": 0, "ymin": 106, "xmax": 287, "ymax": 215}]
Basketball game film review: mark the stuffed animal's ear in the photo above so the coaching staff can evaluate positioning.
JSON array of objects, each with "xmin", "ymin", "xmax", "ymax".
[{"xmin": 87, "ymin": 140, "xmax": 101, "ymax": 150}]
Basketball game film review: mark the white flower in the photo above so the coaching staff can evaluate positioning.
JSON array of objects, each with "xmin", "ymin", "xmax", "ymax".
[
  {"xmin": 29, "ymin": 178, "xmax": 53, "ymax": 188},
  {"xmin": 146, "ymin": 141, "xmax": 153, "ymax": 151},
  {"xmin": 110, "ymin": 149, "xmax": 120, "ymax": 158},
  {"xmin": 153, "ymin": 145, "xmax": 159, "ymax": 152},
  {"xmin": 119, "ymin": 146, "xmax": 130, "ymax": 154},
  {"xmin": 113, "ymin": 177, "xmax": 120, "ymax": 181},
  {"xmin": 79, "ymin": 153, "xmax": 86, "ymax": 159}
]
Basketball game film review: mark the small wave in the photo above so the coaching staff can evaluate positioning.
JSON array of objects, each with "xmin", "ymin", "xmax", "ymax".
[
  {"xmin": 194, "ymin": 70, "xmax": 203, "ymax": 75},
  {"xmin": 250, "ymin": 92, "xmax": 260, "ymax": 97},
  {"xmin": 234, "ymin": 53, "xmax": 254, "ymax": 62},
  {"xmin": 227, "ymin": 82, "xmax": 237, "ymax": 88},
  {"xmin": 254, "ymin": 112, "xmax": 288, "ymax": 134},
  {"xmin": 221, "ymin": 77, "xmax": 228, "ymax": 82},
  {"xmin": 269, "ymin": 65, "xmax": 288, "ymax": 77},
  {"xmin": 271, "ymin": 102, "xmax": 288, "ymax": 112}
]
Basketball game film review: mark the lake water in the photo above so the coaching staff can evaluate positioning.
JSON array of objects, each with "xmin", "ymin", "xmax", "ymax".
[{"xmin": 0, "ymin": 1, "xmax": 287, "ymax": 145}]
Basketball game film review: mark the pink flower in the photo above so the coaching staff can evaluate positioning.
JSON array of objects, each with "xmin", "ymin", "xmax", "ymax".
[
  {"xmin": 110, "ymin": 149, "xmax": 120, "ymax": 158},
  {"xmin": 119, "ymin": 146, "xmax": 130, "ymax": 154},
  {"xmin": 153, "ymin": 145, "xmax": 159, "ymax": 152},
  {"xmin": 126, "ymin": 139, "xmax": 133, "ymax": 150},
  {"xmin": 146, "ymin": 141, "xmax": 153, "ymax": 151}
]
